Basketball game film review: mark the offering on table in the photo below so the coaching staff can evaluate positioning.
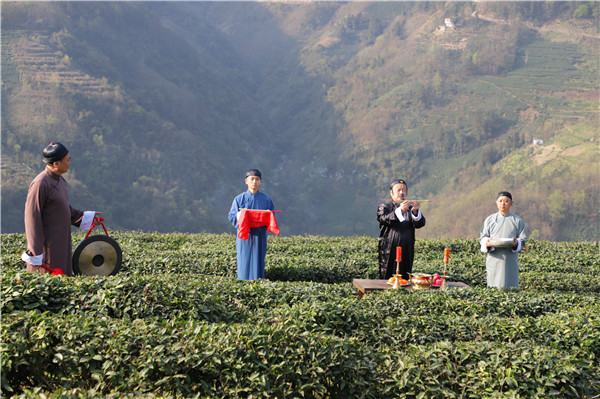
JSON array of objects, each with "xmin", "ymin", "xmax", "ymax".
[{"xmin": 387, "ymin": 276, "xmax": 409, "ymax": 286}]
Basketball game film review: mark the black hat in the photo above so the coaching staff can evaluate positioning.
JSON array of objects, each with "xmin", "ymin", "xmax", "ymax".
[
  {"xmin": 245, "ymin": 169, "xmax": 262, "ymax": 178},
  {"xmin": 389, "ymin": 178, "xmax": 407, "ymax": 190},
  {"xmin": 43, "ymin": 142, "xmax": 69, "ymax": 164},
  {"xmin": 497, "ymin": 191, "xmax": 512, "ymax": 200}
]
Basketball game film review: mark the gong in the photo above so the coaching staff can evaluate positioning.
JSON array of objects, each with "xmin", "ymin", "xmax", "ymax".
[{"xmin": 73, "ymin": 234, "xmax": 122, "ymax": 276}]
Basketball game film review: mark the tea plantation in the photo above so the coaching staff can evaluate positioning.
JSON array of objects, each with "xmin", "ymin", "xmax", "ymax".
[{"xmin": 1, "ymin": 232, "xmax": 599, "ymax": 398}]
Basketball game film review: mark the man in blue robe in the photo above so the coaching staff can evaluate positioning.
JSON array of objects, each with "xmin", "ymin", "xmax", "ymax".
[{"xmin": 228, "ymin": 169, "xmax": 274, "ymax": 280}]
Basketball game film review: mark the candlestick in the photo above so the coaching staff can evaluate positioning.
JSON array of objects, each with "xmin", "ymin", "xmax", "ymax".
[
  {"xmin": 443, "ymin": 248, "xmax": 450, "ymax": 276},
  {"xmin": 441, "ymin": 248, "xmax": 450, "ymax": 290},
  {"xmin": 392, "ymin": 273, "xmax": 400, "ymax": 289},
  {"xmin": 440, "ymin": 276, "xmax": 448, "ymax": 290},
  {"xmin": 395, "ymin": 246, "xmax": 402, "ymax": 276}
]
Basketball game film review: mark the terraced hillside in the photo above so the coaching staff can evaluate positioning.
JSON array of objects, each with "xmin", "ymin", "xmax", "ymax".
[{"xmin": 1, "ymin": 2, "xmax": 598, "ymax": 241}]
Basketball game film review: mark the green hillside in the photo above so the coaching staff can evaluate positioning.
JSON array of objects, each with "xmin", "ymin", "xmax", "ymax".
[{"xmin": 1, "ymin": 2, "xmax": 598, "ymax": 240}]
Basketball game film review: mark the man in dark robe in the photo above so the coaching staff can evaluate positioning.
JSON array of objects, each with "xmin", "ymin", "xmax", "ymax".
[
  {"xmin": 228, "ymin": 169, "xmax": 275, "ymax": 280},
  {"xmin": 22, "ymin": 142, "xmax": 101, "ymax": 276},
  {"xmin": 377, "ymin": 179, "xmax": 426, "ymax": 279}
]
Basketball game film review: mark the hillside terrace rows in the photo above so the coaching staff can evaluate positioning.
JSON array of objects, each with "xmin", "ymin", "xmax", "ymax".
[{"xmin": 6, "ymin": 33, "xmax": 112, "ymax": 96}]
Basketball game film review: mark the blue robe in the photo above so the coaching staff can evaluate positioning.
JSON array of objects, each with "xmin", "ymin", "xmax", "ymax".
[{"xmin": 228, "ymin": 190, "xmax": 274, "ymax": 280}]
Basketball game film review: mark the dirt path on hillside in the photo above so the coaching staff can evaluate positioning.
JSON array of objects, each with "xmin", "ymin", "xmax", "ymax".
[{"xmin": 533, "ymin": 143, "xmax": 561, "ymax": 165}]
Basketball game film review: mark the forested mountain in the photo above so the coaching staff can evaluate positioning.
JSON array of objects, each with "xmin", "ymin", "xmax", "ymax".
[{"xmin": 2, "ymin": 1, "xmax": 598, "ymax": 241}]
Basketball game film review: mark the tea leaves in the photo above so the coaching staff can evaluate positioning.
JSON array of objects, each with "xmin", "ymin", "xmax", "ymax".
[{"xmin": 1, "ymin": 232, "xmax": 599, "ymax": 397}]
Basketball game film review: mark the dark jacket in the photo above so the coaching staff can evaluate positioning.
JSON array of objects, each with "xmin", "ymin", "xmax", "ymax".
[{"xmin": 377, "ymin": 201, "xmax": 426, "ymax": 279}]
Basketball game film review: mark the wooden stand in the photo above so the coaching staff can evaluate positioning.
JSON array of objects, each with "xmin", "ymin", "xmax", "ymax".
[{"xmin": 353, "ymin": 279, "xmax": 471, "ymax": 298}]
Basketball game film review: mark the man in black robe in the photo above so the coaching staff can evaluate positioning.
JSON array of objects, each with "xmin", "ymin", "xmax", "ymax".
[{"xmin": 377, "ymin": 179, "xmax": 426, "ymax": 279}]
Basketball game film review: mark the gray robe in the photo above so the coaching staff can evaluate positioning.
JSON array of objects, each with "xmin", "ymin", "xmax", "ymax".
[
  {"xmin": 480, "ymin": 211, "xmax": 527, "ymax": 289},
  {"xmin": 24, "ymin": 168, "xmax": 84, "ymax": 276}
]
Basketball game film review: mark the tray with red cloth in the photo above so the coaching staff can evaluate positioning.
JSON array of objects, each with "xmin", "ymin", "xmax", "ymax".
[{"xmin": 237, "ymin": 209, "xmax": 281, "ymax": 239}]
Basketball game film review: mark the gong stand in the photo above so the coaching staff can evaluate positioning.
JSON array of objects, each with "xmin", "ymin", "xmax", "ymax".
[{"xmin": 72, "ymin": 217, "xmax": 122, "ymax": 276}]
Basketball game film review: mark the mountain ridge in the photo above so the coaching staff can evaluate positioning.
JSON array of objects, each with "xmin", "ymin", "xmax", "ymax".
[{"xmin": 2, "ymin": 2, "xmax": 598, "ymax": 240}]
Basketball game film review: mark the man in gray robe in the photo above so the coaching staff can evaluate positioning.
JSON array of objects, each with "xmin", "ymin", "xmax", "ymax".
[
  {"xmin": 480, "ymin": 191, "xmax": 527, "ymax": 289},
  {"xmin": 22, "ymin": 142, "xmax": 100, "ymax": 276}
]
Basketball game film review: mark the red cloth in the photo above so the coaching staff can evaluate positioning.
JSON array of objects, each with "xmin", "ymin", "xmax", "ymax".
[{"xmin": 237, "ymin": 209, "xmax": 280, "ymax": 239}]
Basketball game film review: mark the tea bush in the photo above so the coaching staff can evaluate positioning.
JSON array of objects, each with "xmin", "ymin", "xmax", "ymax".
[{"xmin": 1, "ymin": 232, "xmax": 599, "ymax": 397}]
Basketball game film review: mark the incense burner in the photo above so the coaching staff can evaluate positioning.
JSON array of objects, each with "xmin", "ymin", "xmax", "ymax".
[{"xmin": 409, "ymin": 273, "xmax": 432, "ymax": 290}]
